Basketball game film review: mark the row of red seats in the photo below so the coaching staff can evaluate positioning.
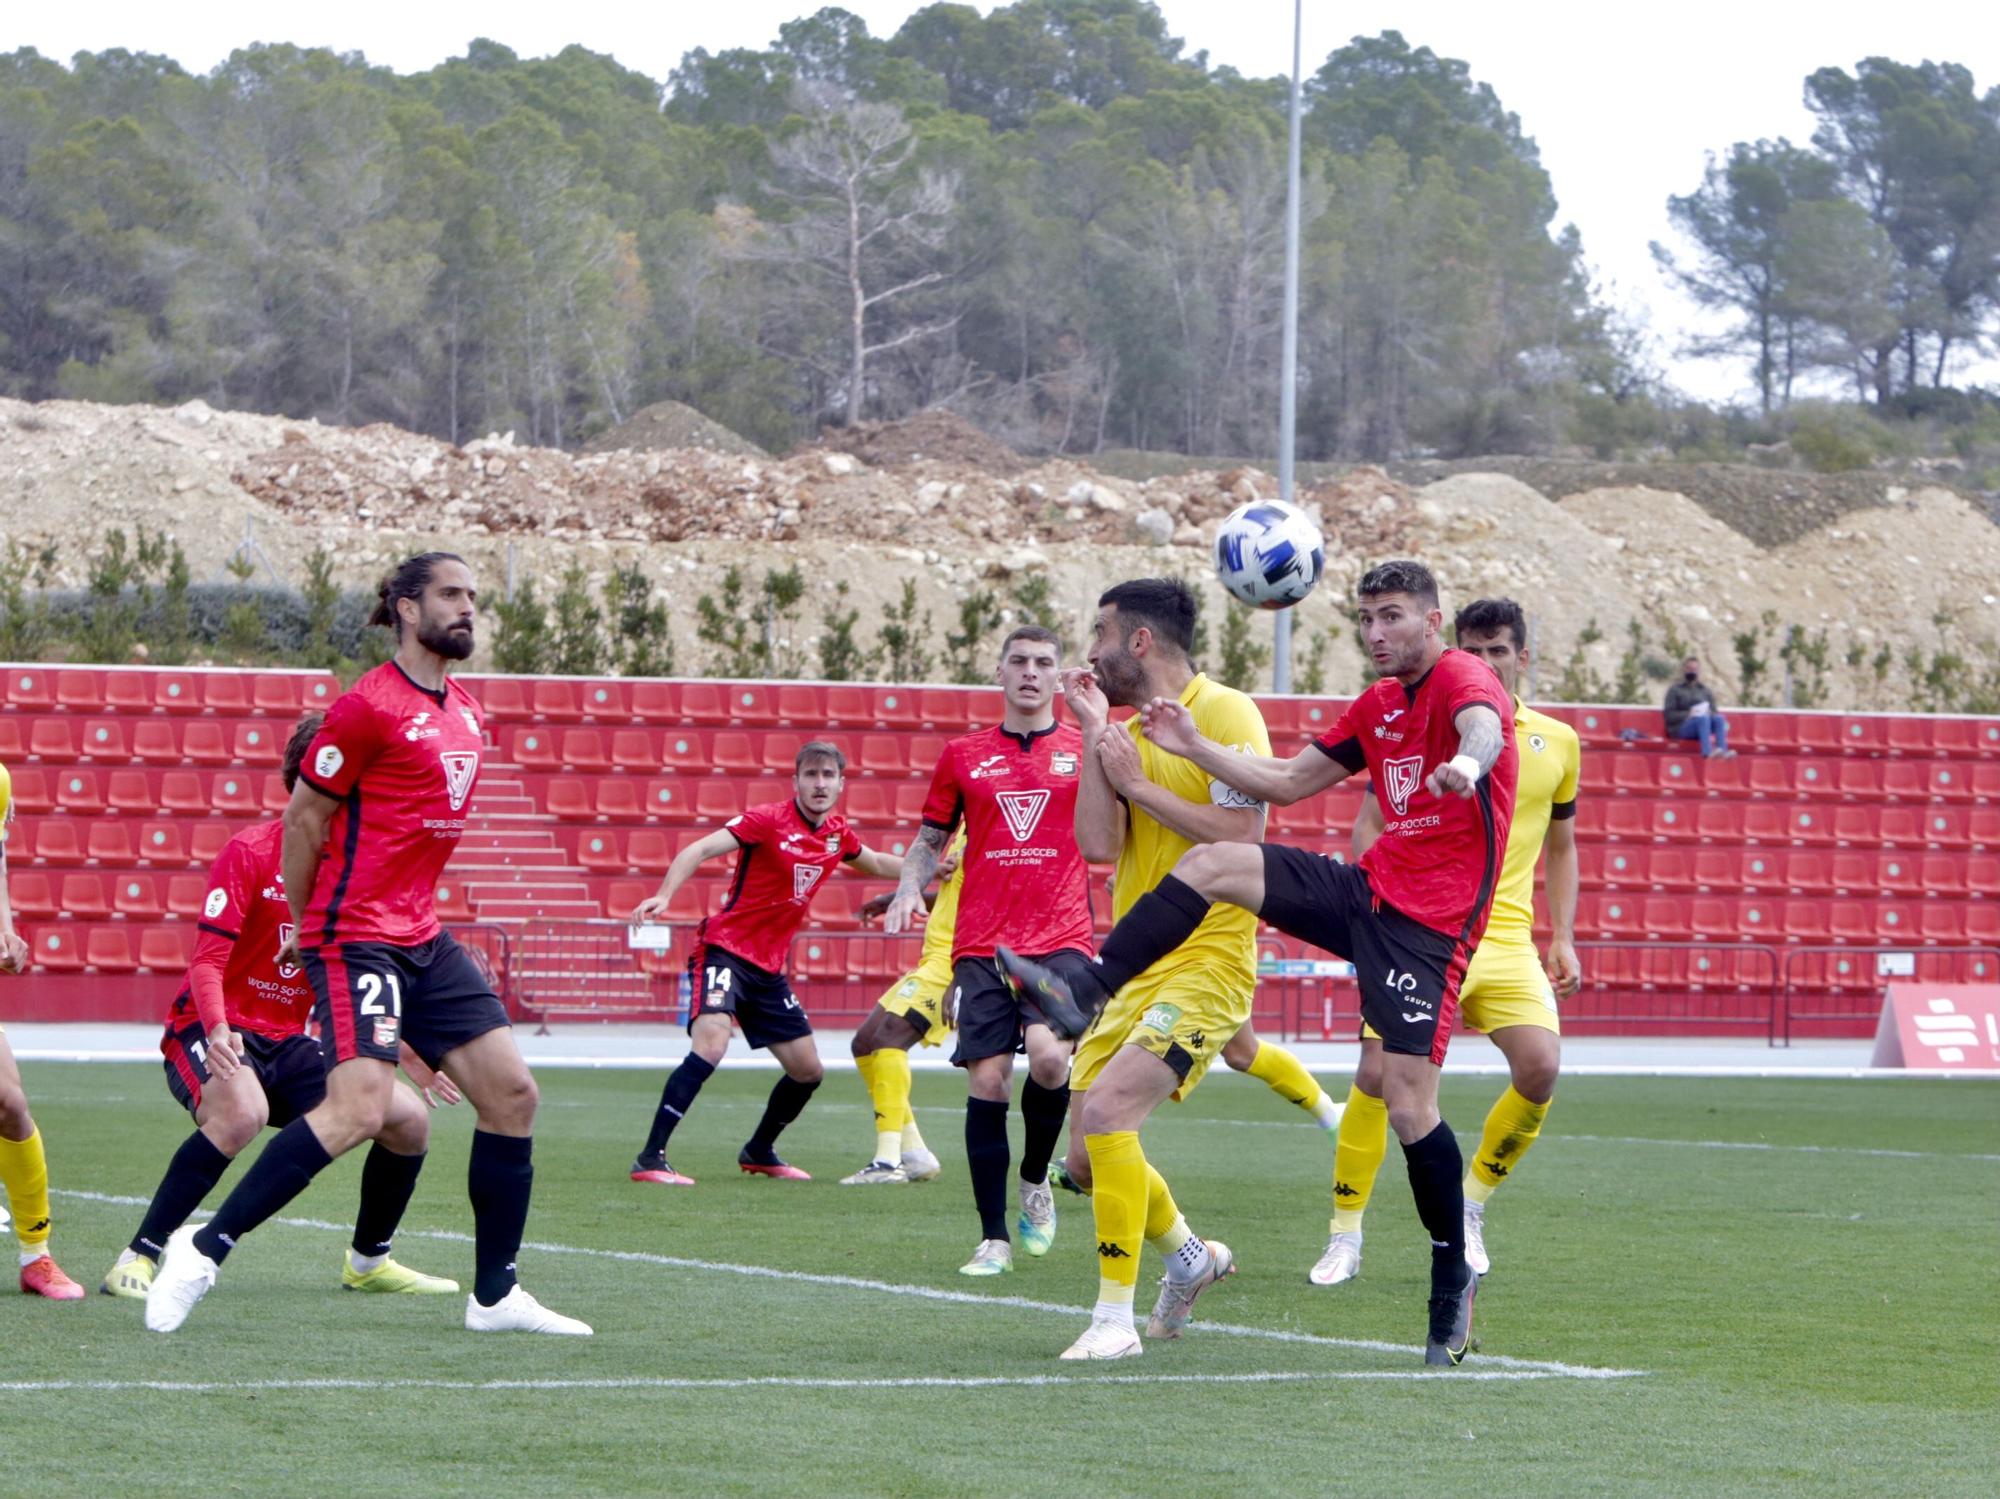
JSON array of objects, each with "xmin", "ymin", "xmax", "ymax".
[
  {"xmin": 11, "ymin": 870, "xmax": 233, "ymax": 922},
  {"xmin": 1595, "ymin": 751, "xmax": 2000, "ymax": 801},
  {"xmin": 1578, "ymin": 892, "xmax": 1996, "ymax": 946},
  {"xmin": 508, "ymin": 726, "xmax": 957, "ymax": 779},
  {"xmin": 1586, "ymin": 844, "xmax": 2000, "ymax": 897},
  {"xmin": 1578, "ymin": 797, "xmax": 1999, "ymax": 849},
  {"xmin": 1, "ymin": 667, "xmax": 335, "ymax": 716},
  {"xmin": 21, "ymin": 923, "xmax": 192, "ymax": 974},
  {"xmin": 5, "ymin": 767, "xmax": 286, "ymax": 823},
  {"xmin": 0, "ymin": 715, "xmax": 293, "ymax": 768},
  {"xmin": 9, "ymin": 818, "xmax": 249, "ymax": 869},
  {"xmin": 1560, "ymin": 704, "xmax": 2000, "ymax": 757}
]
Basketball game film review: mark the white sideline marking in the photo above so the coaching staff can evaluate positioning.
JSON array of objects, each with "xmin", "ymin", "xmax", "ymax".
[
  {"xmin": 0, "ymin": 1370, "xmax": 1579, "ymax": 1394},
  {"xmin": 1555, "ymin": 1133, "xmax": 2000, "ymax": 1164},
  {"xmin": 52, "ymin": 1190, "xmax": 1642, "ymax": 1381}
]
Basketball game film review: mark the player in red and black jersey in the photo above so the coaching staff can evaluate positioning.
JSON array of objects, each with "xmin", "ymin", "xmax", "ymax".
[
  {"xmin": 103, "ymin": 714, "xmax": 459, "ymax": 1302},
  {"xmin": 885, "ymin": 626, "xmax": 1093, "ymax": 1277},
  {"xmin": 629, "ymin": 741, "xmax": 904, "ymax": 1184},
  {"xmin": 998, "ymin": 561, "xmax": 1517, "ymax": 1365},
  {"xmin": 148, "ymin": 552, "xmax": 591, "ymax": 1338}
]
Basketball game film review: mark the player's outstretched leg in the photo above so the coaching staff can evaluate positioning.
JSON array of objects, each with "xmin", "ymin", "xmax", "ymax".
[
  {"xmin": 105, "ymin": 1089, "xmax": 252, "ymax": 1300},
  {"xmin": 1385, "ymin": 1058, "xmax": 1474, "ymax": 1367},
  {"xmin": 0, "ymin": 1118, "xmax": 82, "ymax": 1301},
  {"xmin": 1311, "ymin": 1061, "xmax": 1390, "ymax": 1286},
  {"xmin": 843, "ymin": 1010, "xmax": 918, "ymax": 1185},
  {"xmin": 739, "ymin": 1036, "xmax": 821, "ymax": 1180},
  {"xmin": 1015, "ymin": 1033, "xmax": 1070, "ymax": 1257},
  {"xmin": 632, "ymin": 1017, "xmax": 729, "ymax": 1186},
  {"xmin": 1461, "ymin": 1027, "xmax": 1559, "ymax": 1277},
  {"xmin": 342, "ymin": 1083, "xmax": 457, "ymax": 1294},
  {"xmin": 1223, "ymin": 1026, "xmax": 1342, "ymax": 1132}
]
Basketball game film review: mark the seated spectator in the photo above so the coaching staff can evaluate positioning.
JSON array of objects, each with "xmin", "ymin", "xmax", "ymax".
[{"xmin": 1663, "ymin": 656, "xmax": 1734, "ymax": 758}]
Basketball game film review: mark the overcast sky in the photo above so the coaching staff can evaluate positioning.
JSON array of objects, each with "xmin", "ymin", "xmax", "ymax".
[{"xmin": 12, "ymin": 1, "xmax": 1998, "ymax": 404}]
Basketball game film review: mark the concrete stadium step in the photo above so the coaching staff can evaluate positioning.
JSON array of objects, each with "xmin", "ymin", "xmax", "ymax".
[{"xmin": 471, "ymin": 899, "xmax": 602, "ymax": 921}]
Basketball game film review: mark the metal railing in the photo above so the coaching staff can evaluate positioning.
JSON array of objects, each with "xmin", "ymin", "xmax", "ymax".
[
  {"xmin": 509, "ymin": 918, "xmax": 683, "ymax": 1029},
  {"xmin": 1779, "ymin": 944, "xmax": 2000, "ymax": 1044}
]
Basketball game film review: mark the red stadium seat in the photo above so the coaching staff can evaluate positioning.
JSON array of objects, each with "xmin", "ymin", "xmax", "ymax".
[
  {"xmin": 261, "ymin": 775, "xmax": 290, "ymax": 813},
  {"xmin": 665, "ymin": 881, "xmax": 708, "ymax": 924},
  {"xmin": 29, "ymin": 719, "xmax": 77, "ymax": 761},
  {"xmin": 5, "ymin": 669, "xmax": 55, "ymax": 711},
  {"xmin": 27, "ymin": 820, "xmax": 86, "ymax": 865},
  {"xmin": 1832, "ymin": 761, "xmax": 1882, "ymax": 799},
  {"xmin": 1873, "ymin": 852, "xmax": 1921, "ymax": 895},
  {"xmin": 581, "ymin": 680, "xmax": 628, "ymax": 720},
  {"xmin": 1688, "ymin": 847, "xmax": 1735, "ymax": 892},
  {"xmin": 1966, "ymin": 900, "xmax": 2000, "ymax": 946},
  {"xmin": 858, "ymin": 735, "xmax": 907, "ymax": 777},
  {"xmin": 190, "ymin": 822, "xmax": 232, "ymax": 866},
  {"xmin": 725, "ymin": 685, "xmax": 779, "ymax": 725},
  {"xmin": 561, "ymin": 729, "xmax": 611, "ymax": 773},
  {"xmin": 79, "ymin": 718, "xmax": 131, "ymax": 761},
  {"xmin": 167, "ymin": 875, "xmax": 208, "ymax": 919},
  {"xmin": 1784, "ymin": 806, "xmax": 1833, "ymax": 845},
  {"xmin": 137, "ymin": 910, "xmax": 192, "ymax": 963},
  {"xmin": 1869, "ymin": 808, "xmax": 1922, "ymax": 847},
  {"xmin": 1647, "ymin": 847, "xmax": 1699, "ymax": 892},
  {"xmin": 1747, "ymin": 758, "xmax": 1795, "ymax": 797},
  {"xmin": 627, "ymin": 830, "xmax": 675, "ymax": 874},
  {"xmin": 843, "ymin": 782, "xmax": 893, "ymax": 828},
  {"xmin": 1650, "ymin": 803, "xmax": 1698, "ymax": 842},
  {"xmin": 298, "ymin": 674, "xmax": 337, "ymax": 710},
  {"xmin": 210, "ymin": 774, "xmax": 259, "ymax": 816},
  {"xmin": 1601, "ymin": 800, "xmax": 1650, "ymax": 842},
  {"xmin": 1825, "ymin": 901, "xmax": 1873, "ymax": 944},
  {"xmin": 181, "ymin": 722, "xmax": 231, "ymax": 766},
  {"xmin": 1687, "ymin": 898, "xmax": 1740, "ymax": 940},
  {"xmin": 1878, "ymin": 760, "xmax": 1932, "ymax": 801},
  {"xmin": 511, "ymin": 728, "xmax": 561, "ymax": 771},
  {"xmin": 693, "ymin": 780, "xmax": 745, "ymax": 822},
  {"xmin": 611, "ymin": 730, "xmax": 658, "ymax": 774},
  {"xmin": 893, "ymin": 782, "xmax": 931, "ymax": 823},
  {"xmin": 531, "ymin": 679, "xmax": 584, "ymax": 722},
  {"xmin": 134, "ymin": 721, "xmax": 181, "ymax": 764},
  {"xmin": 1917, "ymin": 903, "xmax": 1968, "ymax": 945},
  {"xmin": 596, "ymin": 779, "xmax": 646, "ymax": 821},
  {"xmin": 103, "ymin": 673, "xmax": 151, "ymax": 715},
  {"xmin": 796, "ymin": 936, "xmax": 853, "ymax": 980},
  {"xmin": 55, "ymin": 669, "xmax": 104, "ymax": 712},
  {"xmin": 113, "ymin": 874, "xmax": 163, "ymax": 919},
  {"xmin": 629, "ymin": 682, "xmax": 679, "ymax": 723},
  {"xmin": 154, "ymin": 674, "xmax": 201, "ymax": 713},
  {"xmin": 1605, "ymin": 754, "xmax": 1657, "ymax": 795},
  {"xmin": 680, "ymin": 683, "xmax": 731, "ymax": 726},
  {"xmin": 7, "ymin": 873, "xmax": 57, "ymax": 919},
  {"xmin": 825, "ymin": 686, "xmax": 876, "ymax": 729},
  {"xmin": 1824, "ymin": 851, "xmax": 1871, "ymax": 895},
  {"xmin": 251, "ymin": 675, "xmax": 298, "ymax": 715},
  {"xmin": 1735, "ymin": 803, "xmax": 1787, "ymax": 844},
  {"xmin": 201, "ymin": 675, "xmax": 251, "ymax": 714},
  {"xmin": 1736, "ymin": 848, "xmax": 1783, "ymax": 891},
  {"xmin": 86, "ymin": 926, "xmax": 138, "ymax": 971},
  {"xmin": 1780, "ymin": 899, "xmax": 1829, "ymax": 943},
  {"xmin": 1883, "ymin": 717, "xmax": 1932, "ymax": 755},
  {"xmin": 56, "ymin": 769, "xmax": 105, "ymax": 814},
  {"xmin": 875, "ymin": 688, "xmax": 924, "ymax": 731},
  {"xmin": 478, "ymin": 678, "xmax": 534, "ymax": 722},
  {"xmin": 711, "ymin": 733, "xmax": 760, "ymax": 776},
  {"xmin": 1965, "ymin": 719, "xmax": 2000, "ymax": 757},
  {"xmin": 31, "ymin": 927, "xmax": 85, "ymax": 971},
  {"xmin": 1794, "ymin": 760, "xmax": 1841, "ymax": 798},
  {"xmin": 7, "ymin": 768, "xmax": 53, "ymax": 813},
  {"xmin": 1627, "ymin": 895, "xmax": 1678, "ymax": 939},
  {"xmin": 1925, "ymin": 762, "xmax": 1982, "ymax": 802},
  {"xmin": 907, "ymin": 736, "xmax": 948, "ymax": 777},
  {"xmin": 1780, "ymin": 850, "xmax": 1833, "ymax": 895},
  {"xmin": 1971, "ymin": 808, "xmax": 2000, "ymax": 850},
  {"xmin": 137, "ymin": 822, "xmax": 188, "ymax": 865},
  {"xmin": 777, "ymin": 684, "xmax": 823, "ymax": 725},
  {"xmin": 1597, "ymin": 847, "xmax": 1644, "ymax": 888},
  {"xmin": 604, "ymin": 880, "xmax": 652, "ymax": 919},
  {"xmin": 1923, "ymin": 808, "xmax": 1970, "ymax": 849},
  {"xmin": 1918, "ymin": 855, "xmax": 1969, "ymax": 898},
  {"xmin": 0, "ymin": 718, "xmax": 20, "ymax": 761},
  {"xmin": 577, "ymin": 830, "xmax": 625, "ymax": 871},
  {"xmin": 435, "ymin": 883, "xmax": 475, "ymax": 921},
  {"xmin": 661, "ymin": 730, "xmax": 709, "ymax": 774},
  {"xmin": 918, "ymin": 689, "xmax": 965, "ymax": 731},
  {"xmin": 233, "ymin": 721, "xmax": 281, "ymax": 765},
  {"xmin": 87, "ymin": 822, "xmax": 135, "ymax": 865},
  {"xmin": 761, "ymin": 734, "xmax": 804, "ymax": 774},
  {"xmin": 641, "ymin": 778, "xmax": 689, "ymax": 822},
  {"xmin": 812, "ymin": 882, "xmax": 859, "ymax": 930},
  {"xmin": 107, "ymin": 770, "xmax": 156, "ymax": 814},
  {"xmin": 1792, "ymin": 716, "xmax": 1844, "ymax": 755},
  {"xmin": 547, "ymin": 780, "xmax": 595, "ymax": 821},
  {"xmin": 1655, "ymin": 754, "xmax": 1700, "ymax": 795},
  {"xmin": 1875, "ymin": 902, "xmax": 1921, "ymax": 943}
]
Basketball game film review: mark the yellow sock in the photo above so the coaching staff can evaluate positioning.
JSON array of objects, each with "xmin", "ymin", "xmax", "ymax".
[
  {"xmin": 1247, "ymin": 1041, "xmax": 1331, "ymax": 1122},
  {"xmin": 0, "ymin": 1126, "xmax": 52, "ymax": 1252},
  {"xmin": 1465, "ymin": 1086, "xmax": 1549, "ymax": 1204},
  {"xmin": 1085, "ymin": 1131, "xmax": 1146, "ymax": 1306},
  {"xmin": 867, "ymin": 1050, "xmax": 913, "ymax": 1165},
  {"xmin": 900, "ymin": 1109, "xmax": 928, "ymax": 1156},
  {"xmin": 1142, "ymin": 1164, "xmax": 1182, "ymax": 1243},
  {"xmin": 1331, "ymin": 1086, "xmax": 1388, "ymax": 1234}
]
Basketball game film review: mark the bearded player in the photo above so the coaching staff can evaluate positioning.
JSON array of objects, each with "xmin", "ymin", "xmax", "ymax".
[
  {"xmin": 1315, "ymin": 596, "xmax": 1579, "ymax": 1286},
  {"xmin": 149, "ymin": 552, "xmax": 591, "ymax": 1336},
  {"xmin": 628, "ymin": 742, "xmax": 904, "ymax": 1184},
  {"xmin": 104, "ymin": 713, "xmax": 459, "ymax": 1301},
  {"xmin": 1000, "ymin": 560, "xmax": 1516, "ymax": 1365}
]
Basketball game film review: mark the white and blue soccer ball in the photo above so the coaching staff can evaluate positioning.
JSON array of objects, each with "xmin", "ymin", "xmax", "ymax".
[{"xmin": 1213, "ymin": 498, "xmax": 1325, "ymax": 610}]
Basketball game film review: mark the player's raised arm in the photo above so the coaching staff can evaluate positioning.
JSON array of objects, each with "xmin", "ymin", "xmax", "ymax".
[
  {"xmin": 846, "ymin": 845, "xmax": 903, "ymax": 881},
  {"xmin": 1064, "ymin": 668, "xmax": 1128, "ymax": 863},
  {"xmin": 1139, "ymin": 696, "xmax": 1349, "ymax": 806},
  {"xmin": 633, "ymin": 828, "xmax": 741, "ymax": 921},
  {"xmin": 1427, "ymin": 703, "xmax": 1506, "ymax": 799},
  {"xmin": 884, "ymin": 823, "xmax": 949, "ymax": 932}
]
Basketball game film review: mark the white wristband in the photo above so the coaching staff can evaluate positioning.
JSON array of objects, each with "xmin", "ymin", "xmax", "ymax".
[{"xmin": 1447, "ymin": 753, "xmax": 1483, "ymax": 784}]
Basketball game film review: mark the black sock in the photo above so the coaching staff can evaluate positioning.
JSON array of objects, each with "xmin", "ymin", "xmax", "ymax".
[
  {"xmin": 131, "ymin": 1131, "xmax": 234, "ymax": 1262},
  {"xmin": 965, "ymin": 1096, "xmax": 1012, "ymax": 1242},
  {"xmin": 1018, "ymin": 1076, "xmax": 1070, "ymax": 1186},
  {"xmin": 745, "ymin": 1075, "xmax": 820, "ymax": 1157},
  {"xmin": 1402, "ymin": 1117, "xmax": 1468, "ymax": 1292},
  {"xmin": 191, "ymin": 1118, "xmax": 334, "ymax": 1265},
  {"xmin": 468, "ymin": 1130, "xmax": 533, "ymax": 1308},
  {"xmin": 643, "ymin": 1054, "xmax": 715, "ymax": 1157},
  {"xmin": 1090, "ymin": 875, "xmax": 1213, "ymax": 995},
  {"xmin": 351, "ymin": 1144, "xmax": 426, "ymax": 1259}
]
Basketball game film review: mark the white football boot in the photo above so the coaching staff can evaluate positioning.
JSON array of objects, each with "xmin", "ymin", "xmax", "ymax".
[
  {"xmin": 144, "ymin": 1226, "xmax": 220, "ymax": 1333},
  {"xmin": 1308, "ymin": 1230, "xmax": 1363, "ymax": 1287},
  {"xmin": 465, "ymin": 1285, "xmax": 593, "ymax": 1335},
  {"xmin": 1464, "ymin": 1199, "xmax": 1491, "ymax": 1276},
  {"xmin": 1060, "ymin": 1314, "xmax": 1143, "ymax": 1361}
]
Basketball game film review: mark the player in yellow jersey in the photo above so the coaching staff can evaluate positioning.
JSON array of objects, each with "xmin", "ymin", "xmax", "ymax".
[
  {"xmin": 1313, "ymin": 597, "xmax": 1580, "ymax": 1286},
  {"xmin": 841, "ymin": 831, "xmax": 965, "ymax": 1184},
  {"xmin": 0, "ymin": 759, "xmax": 86, "ymax": 1297},
  {"xmin": 1048, "ymin": 577, "xmax": 1306, "ymax": 1360}
]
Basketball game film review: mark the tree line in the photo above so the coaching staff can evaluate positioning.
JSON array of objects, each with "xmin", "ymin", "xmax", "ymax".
[{"xmin": 0, "ymin": 2, "xmax": 1993, "ymax": 463}]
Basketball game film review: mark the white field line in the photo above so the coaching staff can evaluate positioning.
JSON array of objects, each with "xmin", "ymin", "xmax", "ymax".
[
  {"xmin": 52, "ymin": 1188, "xmax": 1642, "ymax": 1381},
  {"xmin": 0, "ymin": 1369, "xmax": 1577, "ymax": 1393}
]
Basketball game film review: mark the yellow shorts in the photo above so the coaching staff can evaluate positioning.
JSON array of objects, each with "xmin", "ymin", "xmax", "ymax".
[
  {"xmin": 1071, "ymin": 962, "xmax": 1254, "ymax": 1102},
  {"xmin": 875, "ymin": 955, "xmax": 954, "ymax": 1048},
  {"xmin": 1359, "ymin": 938, "xmax": 1560, "ymax": 1042}
]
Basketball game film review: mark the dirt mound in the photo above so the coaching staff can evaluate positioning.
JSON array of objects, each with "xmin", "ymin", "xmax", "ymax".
[
  {"xmin": 814, "ymin": 410, "xmax": 1027, "ymax": 474},
  {"xmin": 581, "ymin": 400, "xmax": 767, "ymax": 459}
]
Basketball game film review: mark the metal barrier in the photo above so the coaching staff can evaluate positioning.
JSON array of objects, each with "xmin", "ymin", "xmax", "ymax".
[
  {"xmin": 512, "ymin": 919, "xmax": 684, "ymax": 1029},
  {"xmin": 1779, "ymin": 945, "xmax": 2000, "ymax": 1044},
  {"xmin": 451, "ymin": 923, "xmax": 515, "ymax": 1012}
]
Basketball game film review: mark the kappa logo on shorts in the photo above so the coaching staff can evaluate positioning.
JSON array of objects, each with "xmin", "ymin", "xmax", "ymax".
[
  {"xmin": 996, "ymin": 788, "xmax": 1051, "ymax": 843},
  {"xmin": 1382, "ymin": 754, "xmax": 1425, "ymax": 816},
  {"xmin": 439, "ymin": 751, "xmax": 478, "ymax": 811},
  {"xmin": 793, "ymin": 865, "xmax": 824, "ymax": 901},
  {"xmin": 1139, "ymin": 1002, "xmax": 1182, "ymax": 1034}
]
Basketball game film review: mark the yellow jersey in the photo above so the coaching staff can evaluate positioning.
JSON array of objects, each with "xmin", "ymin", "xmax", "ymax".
[
  {"xmin": 918, "ymin": 829, "xmax": 966, "ymax": 966},
  {"xmin": 0, "ymin": 760, "xmax": 12, "ymax": 843},
  {"xmin": 1484, "ymin": 700, "xmax": 1581, "ymax": 943},
  {"xmin": 1114, "ymin": 673, "xmax": 1270, "ymax": 989}
]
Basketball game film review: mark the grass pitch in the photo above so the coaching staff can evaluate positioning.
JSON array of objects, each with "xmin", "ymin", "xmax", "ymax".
[{"xmin": 2, "ymin": 1061, "xmax": 1995, "ymax": 1497}]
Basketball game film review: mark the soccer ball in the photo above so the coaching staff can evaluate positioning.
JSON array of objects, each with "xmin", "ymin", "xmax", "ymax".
[{"xmin": 1213, "ymin": 499, "xmax": 1325, "ymax": 610}]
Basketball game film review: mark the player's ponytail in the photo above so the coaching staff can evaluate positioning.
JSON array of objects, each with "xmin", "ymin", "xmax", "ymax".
[{"xmin": 370, "ymin": 551, "xmax": 467, "ymax": 638}]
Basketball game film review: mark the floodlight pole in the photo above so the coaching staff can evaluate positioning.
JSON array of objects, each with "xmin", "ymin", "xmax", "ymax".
[{"xmin": 1272, "ymin": 0, "xmax": 1303, "ymax": 694}]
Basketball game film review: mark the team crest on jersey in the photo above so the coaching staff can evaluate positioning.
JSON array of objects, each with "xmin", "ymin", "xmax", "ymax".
[
  {"xmin": 1382, "ymin": 755, "xmax": 1426, "ymax": 816},
  {"xmin": 825, "ymin": 834, "xmax": 841, "ymax": 853},
  {"xmin": 996, "ymin": 788, "xmax": 1051, "ymax": 843},
  {"xmin": 277, "ymin": 924, "xmax": 299, "ymax": 980},
  {"xmin": 1050, "ymin": 752, "xmax": 1079, "ymax": 776},
  {"xmin": 793, "ymin": 865, "xmax": 824, "ymax": 901},
  {"xmin": 439, "ymin": 751, "xmax": 478, "ymax": 811},
  {"xmin": 1528, "ymin": 733, "xmax": 1547, "ymax": 754}
]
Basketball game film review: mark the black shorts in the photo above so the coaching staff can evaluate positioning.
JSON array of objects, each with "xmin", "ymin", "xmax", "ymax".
[
  {"xmin": 689, "ymin": 943, "xmax": 812, "ymax": 1051},
  {"xmin": 162, "ymin": 1022, "xmax": 327, "ymax": 1126},
  {"xmin": 949, "ymin": 950, "xmax": 1096, "ymax": 1067},
  {"xmin": 305, "ymin": 932, "xmax": 510, "ymax": 1069},
  {"xmin": 1258, "ymin": 845, "xmax": 1471, "ymax": 1064}
]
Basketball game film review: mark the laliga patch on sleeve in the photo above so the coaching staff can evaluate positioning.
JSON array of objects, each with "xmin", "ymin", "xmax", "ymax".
[
  {"xmin": 314, "ymin": 745, "xmax": 344, "ymax": 779},
  {"xmin": 204, "ymin": 888, "xmax": 229, "ymax": 920}
]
